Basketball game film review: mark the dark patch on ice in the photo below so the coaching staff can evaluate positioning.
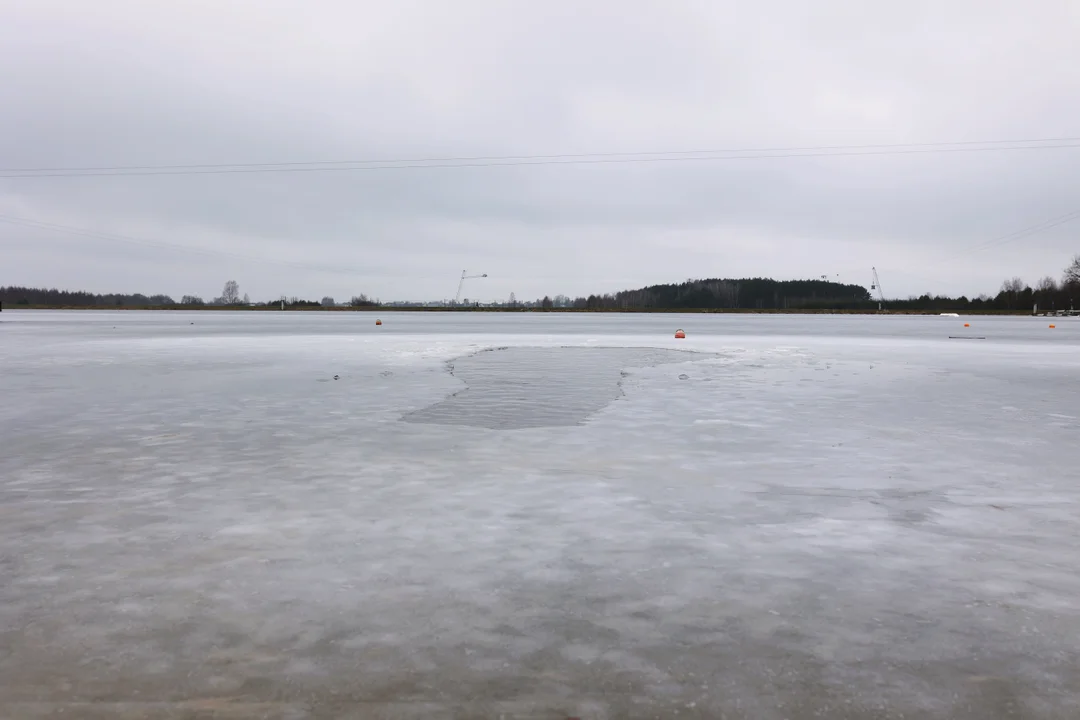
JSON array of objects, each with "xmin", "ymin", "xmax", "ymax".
[
  {"xmin": 403, "ymin": 346, "xmax": 711, "ymax": 429},
  {"xmin": 873, "ymin": 488, "xmax": 944, "ymax": 526}
]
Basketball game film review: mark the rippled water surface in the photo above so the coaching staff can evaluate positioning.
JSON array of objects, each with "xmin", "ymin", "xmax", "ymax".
[{"xmin": 2, "ymin": 310, "xmax": 1079, "ymax": 719}]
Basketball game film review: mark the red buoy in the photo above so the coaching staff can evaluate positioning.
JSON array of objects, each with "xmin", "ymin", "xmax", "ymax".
[{"xmin": 674, "ymin": 329, "xmax": 686, "ymax": 339}]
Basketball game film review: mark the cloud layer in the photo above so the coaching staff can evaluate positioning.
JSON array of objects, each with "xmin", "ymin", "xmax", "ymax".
[{"xmin": 2, "ymin": 0, "xmax": 1079, "ymax": 302}]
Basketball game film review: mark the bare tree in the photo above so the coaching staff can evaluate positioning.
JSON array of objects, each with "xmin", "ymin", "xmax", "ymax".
[
  {"xmin": 221, "ymin": 280, "xmax": 241, "ymax": 305},
  {"xmin": 541, "ymin": 295, "xmax": 554, "ymax": 309},
  {"xmin": 321, "ymin": 296, "xmax": 336, "ymax": 307},
  {"xmin": 180, "ymin": 295, "xmax": 204, "ymax": 306},
  {"xmin": 508, "ymin": 292, "xmax": 517, "ymax": 307},
  {"xmin": 999, "ymin": 277, "xmax": 1028, "ymax": 310},
  {"xmin": 1065, "ymin": 255, "xmax": 1080, "ymax": 287},
  {"xmin": 1000, "ymin": 277, "xmax": 1026, "ymax": 294},
  {"xmin": 242, "ymin": 293, "xmax": 250, "ymax": 305},
  {"xmin": 1036, "ymin": 276, "xmax": 1059, "ymax": 293}
]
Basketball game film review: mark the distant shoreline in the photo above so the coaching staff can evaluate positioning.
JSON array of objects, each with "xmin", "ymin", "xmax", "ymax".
[{"xmin": 2, "ymin": 305, "xmax": 1040, "ymax": 316}]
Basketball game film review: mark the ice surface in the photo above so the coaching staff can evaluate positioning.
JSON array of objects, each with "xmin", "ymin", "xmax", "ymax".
[
  {"xmin": 1, "ymin": 310, "xmax": 1079, "ymax": 719},
  {"xmin": 404, "ymin": 347, "xmax": 713, "ymax": 429}
]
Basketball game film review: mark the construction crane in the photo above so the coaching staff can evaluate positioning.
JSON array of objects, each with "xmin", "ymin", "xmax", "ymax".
[
  {"xmin": 455, "ymin": 270, "xmax": 487, "ymax": 306},
  {"xmin": 871, "ymin": 267, "xmax": 885, "ymax": 310}
]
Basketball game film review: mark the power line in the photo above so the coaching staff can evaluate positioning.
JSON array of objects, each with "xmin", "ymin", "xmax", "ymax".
[
  {"xmin": 4, "ymin": 136, "xmax": 1078, "ymax": 174},
  {"xmin": 939, "ymin": 208, "xmax": 1080, "ymax": 263},
  {"xmin": 2, "ymin": 140, "xmax": 1079, "ymax": 179},
  {"xmin": 978, "ymin": 211, "xmax": 1080, "ymax": 251}
]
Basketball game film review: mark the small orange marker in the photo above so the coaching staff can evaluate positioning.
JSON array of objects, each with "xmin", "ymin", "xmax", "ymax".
[
  {"xmin": 376, "ymin": 319, "xmax": 382, "ymax": 326},
  {"xmin": 964, "ymin": 323, "xmax": 970, "ymax": 327},
  {"xmin": 674, "ymin": 329, "xmax": 686, "ymax": 339},
  {"xmin": 1049, "ymin": 324, "xmax": 1056, "ymax": 329}
]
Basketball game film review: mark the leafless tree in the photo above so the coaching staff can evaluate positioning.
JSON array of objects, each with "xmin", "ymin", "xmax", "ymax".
[
  {"xmin": 1036, "ymin": 276, "xmax": 1059, "ymax": 293},
  {"xmin": 349, "ymin": 294, "xmax": 378, "ymax": 307},
  {"xmin": 321, "ymin": 296, "xmax": 336, "ymax": 307},
  {"xmin": 1065, "ymin": 255, "xmax": 1080, "ymax": 287},
  {"xmin": 221, "ymin": 280, "xmax": 241, "ymax": 305},
  {"xmin": 999, "ymin": 277, "xmax": 1028, "ymax": 310},
  {"xmin": 1000, "ymin": 277, "xmax": 1027, "ymax": 294}
]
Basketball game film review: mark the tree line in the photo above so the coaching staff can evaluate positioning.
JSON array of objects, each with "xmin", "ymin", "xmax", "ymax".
[
  {"xmin": 551, "ymin": 277, "xmax": 872, "ymax": 311},
  {"xmin": 514, "ymin": 255, "xmax": 1078, "ymax": 313},
  {"xmin": 4, "ymin": 256, "xmax": 1077, "ymax": 311},
  {"xmin": 0, "ymin": 281, "xmax": 381, "ymax": 309},
  {"xmin": 0, "ymin": 286, "xmax": 178, "ymax": 308},
  {"xmin": 864, "ymin": 254, "xmax": 1078, "ymax": 313}
]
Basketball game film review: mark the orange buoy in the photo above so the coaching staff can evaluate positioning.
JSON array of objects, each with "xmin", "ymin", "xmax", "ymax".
[
  {"xmin": 964, "ymin": 323, "xmax": 970, "ymax": 327},
  {"xmin": 376, "ymin": 319, "xmax": 382, "ymax": 326},
  {"xmin": 674, "ymin": 329, "xmax": 686, "ymax": 339},
  {"xmin": 1049, "ymin": 324, "xmax": 1056, "ymax": 329}
]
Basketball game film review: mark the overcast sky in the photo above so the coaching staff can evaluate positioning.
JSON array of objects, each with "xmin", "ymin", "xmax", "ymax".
[{"xmin": 2, "ymin": 0, "xmax": 1078, "ymax": 303}]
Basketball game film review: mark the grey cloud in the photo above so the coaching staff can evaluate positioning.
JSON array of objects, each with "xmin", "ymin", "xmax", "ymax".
[{"xmin": 2, "ymin": 0, "xmax": 1079, "ymax": 302}]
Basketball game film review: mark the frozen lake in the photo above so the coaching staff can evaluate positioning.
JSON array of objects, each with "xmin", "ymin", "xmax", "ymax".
[{"xmin": 1, "ymin": 310, "xmax": 1079, "ymax": 719}]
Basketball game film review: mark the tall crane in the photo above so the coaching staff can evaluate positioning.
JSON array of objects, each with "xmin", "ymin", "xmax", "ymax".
[
  {"xmin": 455, "ymin": 270, "xmax": 487, "ymax": 305},
  {"xmin": 871, "ymin": 267, "xmax": 885, "ymax": 310}
]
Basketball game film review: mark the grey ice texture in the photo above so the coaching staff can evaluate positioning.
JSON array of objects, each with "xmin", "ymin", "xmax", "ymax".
[
  {"xmin": 404, "ymin": 347, "xmax": 713, "ymax": 429},
  {"xmin": 1, "ymin": 310, "xmax": 1079, "ymax": 719}
]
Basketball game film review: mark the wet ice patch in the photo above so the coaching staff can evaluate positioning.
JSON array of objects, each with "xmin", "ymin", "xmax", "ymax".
[{"xmin": 403, "ymin": 346, "xmax": 707, "ymax": 429}]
